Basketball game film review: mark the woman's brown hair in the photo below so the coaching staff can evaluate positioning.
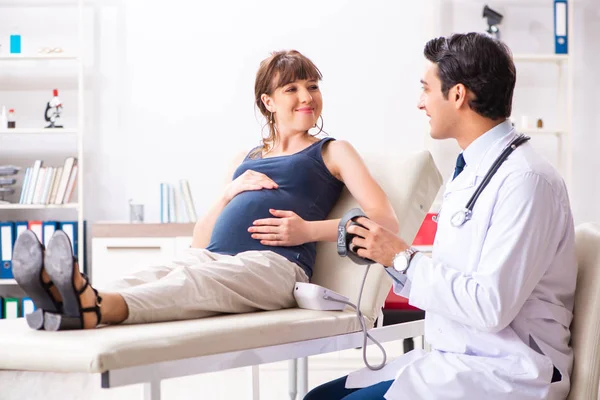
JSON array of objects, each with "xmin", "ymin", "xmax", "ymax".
[{"xmin": 252, "ymin": 50, "xmax": 323, "ymax": 158}]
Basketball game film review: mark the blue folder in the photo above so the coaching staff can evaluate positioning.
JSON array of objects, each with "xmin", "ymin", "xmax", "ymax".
[
  {"xmin": 554, "ymin": 0, "xmax": 568, "ymax": 54},
  {"xmin": 0, "ymin": 222, "xmax": 15, "ymax": 279}
]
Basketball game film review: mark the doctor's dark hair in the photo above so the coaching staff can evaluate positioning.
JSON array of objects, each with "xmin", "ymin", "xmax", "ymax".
[
  {"xmin": 424, "ymin": 32, "xmax": 516, "ymax": 120},
  {"xmin": 252, "ymin": 50, "xmax": 323, "ymax": 158}
]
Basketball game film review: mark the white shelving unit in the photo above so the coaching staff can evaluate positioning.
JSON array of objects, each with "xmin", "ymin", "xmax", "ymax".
[
  {"xmin": 425, "ymin": 0, "xmax": 575, "ymax": 192},
  {"xmin": 0, "ymin": 0, "xmax": 85, "ymax": 289},
  {"xmin": 513, "ymin": 43, "xmax": 574, "ymax": 189}
]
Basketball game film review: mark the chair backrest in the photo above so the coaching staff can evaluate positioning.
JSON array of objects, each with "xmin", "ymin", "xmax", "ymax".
[
  {"xmin": 568, "ymin": 223, "xmax": 600, "ymax": 400},
  {"xmin": 311, "ymin": 150, "xmax": 443, "ymax": 326}
]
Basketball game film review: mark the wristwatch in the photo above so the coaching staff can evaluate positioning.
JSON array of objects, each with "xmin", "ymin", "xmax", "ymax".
[{"xmin": 391, "ymin": 247, "xmax": 418, "ymax": 274}]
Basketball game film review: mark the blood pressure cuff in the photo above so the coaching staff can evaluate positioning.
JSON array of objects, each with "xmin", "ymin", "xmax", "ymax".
[{"xmin": 337, "ymin": 208, "xmax": 374, "ymax": 265}]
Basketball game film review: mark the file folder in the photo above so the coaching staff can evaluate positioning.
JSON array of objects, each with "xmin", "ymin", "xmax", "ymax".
[
  {"xmin": 21, "ymin": 297, "xmax": 35, "ymax": 317},
  {"xmin": 60, "ymin": 221, "xmax": 77, "ymax": 255},
  {"xmin": 4, "ymin": 298, "xmax": 19, "ymax": 319},
  {"xmin": 42, "ymin": 221, "xmax": 59, "ymax": 247},
  {"xmin": 59, "ymin": 221, "xmax": 86, "ymax": 273},
  {"xmin": 554, "ymin": 0, "xmax": 568, "ymax": 54},
  {"xmin": 0, "ymin": 222, "xmax": 14, "ymax": 279},
  {"xmin": 28, "ymin": 221, "xmax": 43, "ymax": 243},
  {"xmin": 14, "ymin": 221, "xmax": 28, "ymax": 239}
]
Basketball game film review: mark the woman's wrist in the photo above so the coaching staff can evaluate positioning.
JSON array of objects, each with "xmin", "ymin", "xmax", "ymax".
[{"xmin": 306, "ymin": 219, "xmax": 339, "ymax": 243}]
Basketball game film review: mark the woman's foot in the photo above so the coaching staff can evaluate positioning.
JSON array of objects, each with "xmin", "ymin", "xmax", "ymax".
[
  {"xmin": 12, "ymin": 230, "xmax": 63, "ymax": 329},
  {"xmin": 72, "ymin": 262, "xmax": 102, "ymax": 329},
  {"xmin": 44, "ymin": 230, "xmax": 102, "ymax": 330},
  {"xmin": 41, "ymin": 268, "xmax": 62, "ymax": 305}
]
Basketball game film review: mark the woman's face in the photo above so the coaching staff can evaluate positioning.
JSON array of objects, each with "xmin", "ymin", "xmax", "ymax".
[{"xmin": 263, "ymin": 79, "xmax": 322, "ymax": 135}]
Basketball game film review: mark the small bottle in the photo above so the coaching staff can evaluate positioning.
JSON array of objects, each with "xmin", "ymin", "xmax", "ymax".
[
  {"xmin": 7, "ymin": 109, "xmax": 15, "ymax": 129},
  {"xmin": 10, "ymin": 29, "xmax": 21, "ymax": 54}
]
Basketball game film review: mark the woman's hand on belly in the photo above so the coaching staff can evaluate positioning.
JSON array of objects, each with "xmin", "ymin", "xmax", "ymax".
[
  {"xmin": 224, "ymin": 170, "xmax": 279, "ymax": 203},
  {"xmin": 248, "ymin": 209, "xmax": 310, "ymax": 247}
]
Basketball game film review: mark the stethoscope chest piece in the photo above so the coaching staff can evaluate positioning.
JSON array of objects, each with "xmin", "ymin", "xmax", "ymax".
[{"xmin": 451, "ymin": 208, "xmax": 472, "ymax": 227}]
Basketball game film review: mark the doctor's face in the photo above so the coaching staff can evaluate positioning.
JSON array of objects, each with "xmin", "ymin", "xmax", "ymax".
[{"xmin": 417, "ymin": 61, "xmax": 458, "ymax": 140}]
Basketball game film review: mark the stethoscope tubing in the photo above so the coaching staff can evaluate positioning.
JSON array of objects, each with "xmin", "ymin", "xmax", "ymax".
[{"xmin": 449, "ymin": 134, "xmax": 531, "ymax": 227}]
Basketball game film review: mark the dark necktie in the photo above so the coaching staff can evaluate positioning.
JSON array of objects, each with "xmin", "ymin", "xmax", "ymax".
[{"xmin": 453, "ymin": 153, "xmax": 466, "ymax": 180}]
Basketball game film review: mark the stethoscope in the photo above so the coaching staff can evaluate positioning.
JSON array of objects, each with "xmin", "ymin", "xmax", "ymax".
[{"xmin": 440, "ymin": 134, "xmax": 531, "ymax": 227}]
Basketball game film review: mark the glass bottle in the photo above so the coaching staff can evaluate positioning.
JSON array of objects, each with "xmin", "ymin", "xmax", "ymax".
[{"xmin": 7, "ymin": 109, "xmax": 15, "ymax": 128}]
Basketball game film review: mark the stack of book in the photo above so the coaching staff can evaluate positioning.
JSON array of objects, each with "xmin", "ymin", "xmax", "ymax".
[
  {"xmin": 19, "ymin": 157, "xmax": 78, "ymax": 205},
  {"xmin": 160, "ymin": 179, "xmax": 197, "ymax": 223}
]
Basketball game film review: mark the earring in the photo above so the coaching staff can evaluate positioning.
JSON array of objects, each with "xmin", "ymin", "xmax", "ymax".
[
  {"xmin": 310, "ymin": 115, "xmax": 324, "ymax": 137},
  {"xmin": 269, "ymin": 112, "xmax": 274, "ymax": 124}
]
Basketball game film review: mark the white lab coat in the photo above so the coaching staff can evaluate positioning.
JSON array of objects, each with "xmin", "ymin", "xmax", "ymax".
[{"xmin": 347, "ymin": 121, "xmax": 577, "ymax": 400}]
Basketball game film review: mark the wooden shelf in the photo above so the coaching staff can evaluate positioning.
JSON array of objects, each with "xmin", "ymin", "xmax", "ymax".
[
  {"xmin": 0, "ymin": 128, "xmax": 77, "ymax": 135},
  {"xmin": 513, "ymin": 54, "xmax": 569, "ymax": 63},
  {"xmin": 0, "ymin": 203, "xmax": 78, "ymax": 210}
]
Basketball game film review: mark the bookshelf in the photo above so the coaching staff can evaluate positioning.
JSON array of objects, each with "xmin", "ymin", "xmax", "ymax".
[
  {"xmin": 0, "ymin": 0, "xmax": 85, "ymax": 295},
  {"xmin": 512, "ymin": 48, "xmax": 574, "ymax": 189}
]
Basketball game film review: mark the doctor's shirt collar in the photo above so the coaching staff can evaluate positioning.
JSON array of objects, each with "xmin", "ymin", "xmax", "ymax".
[{"xmin": 462, "ymin": 119, "xmax": 514, "ymax": 176}]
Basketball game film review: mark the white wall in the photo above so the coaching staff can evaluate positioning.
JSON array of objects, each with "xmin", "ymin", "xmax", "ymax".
[{"xmin": 0, "ymin": 0, "xmax": 597, "ymax": 226}]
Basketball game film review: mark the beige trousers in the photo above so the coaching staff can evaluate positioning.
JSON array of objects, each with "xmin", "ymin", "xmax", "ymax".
[{"xmin": 106, "ymin": 249, "xmax": 309, "ymax": 324}]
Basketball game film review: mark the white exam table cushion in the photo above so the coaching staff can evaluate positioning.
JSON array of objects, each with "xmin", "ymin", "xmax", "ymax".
[{"xmin": 0, "ymin": 309, "xmax": 360, "ymax": 373}]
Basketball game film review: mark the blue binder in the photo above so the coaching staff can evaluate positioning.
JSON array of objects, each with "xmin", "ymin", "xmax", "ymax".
[
  {"xmin": 0, "ymin": 222, "xmax": 15, "ymax": 279},
  {"xmin": 554, "ymin": 0, "xmax": 568, "ymax": 54},
  {"xmin": 42, "ymin": 221, "xmax": 59, "ymax": 247},
  {"xmin": 59, "ymin": 221, "xmax": 78, "ymax": 255},
  {"xmin": 59, "ymin": 221, "xmax": 87, "ymax": 274},
  {"xmin": 14, "ymin": 221, "xmax": 28, "ymax": 240}
]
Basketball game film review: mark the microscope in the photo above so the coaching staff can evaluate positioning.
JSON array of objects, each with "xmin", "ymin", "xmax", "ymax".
[
  {"xmin": 44, "ymin": 89, "xmax": 64, "ymax": 128},
  {"xmin": 483, "ymin": 5, "xmax": 504, "ymax": 40}
]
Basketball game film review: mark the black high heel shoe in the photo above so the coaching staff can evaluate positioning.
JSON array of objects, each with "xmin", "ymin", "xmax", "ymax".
[
  {"xmin": 42, "ymin": 230, "xmax": 102, "ymax": 331},
  {"xmin": 12, "ymin": 230, "xmax": 63, "ymax": 330}
]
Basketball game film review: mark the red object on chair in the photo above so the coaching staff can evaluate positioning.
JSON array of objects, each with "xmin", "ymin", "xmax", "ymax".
[
  {"xmin": 384, "ymin": 288, "xmax": 421, "ymax": 311},
  {"xmin": 412, "ymin": 212, "xmax": 437, "ymax": 246}
]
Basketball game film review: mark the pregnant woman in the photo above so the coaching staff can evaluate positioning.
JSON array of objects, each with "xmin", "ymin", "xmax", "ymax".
[{"xmin": 12, "ymin": 49, "xmax": 398, "ymax": 330}]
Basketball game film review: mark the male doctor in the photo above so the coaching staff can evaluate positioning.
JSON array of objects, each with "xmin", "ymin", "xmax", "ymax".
[{"xmin": 305, "ymin": 32, "xmax": 577, "ymax": 400}]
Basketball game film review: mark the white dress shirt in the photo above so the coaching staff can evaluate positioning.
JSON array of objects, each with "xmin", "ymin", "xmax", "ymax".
[{"xmin": 348, "ymin": 120, "xmax": 577, "ymax": 400}]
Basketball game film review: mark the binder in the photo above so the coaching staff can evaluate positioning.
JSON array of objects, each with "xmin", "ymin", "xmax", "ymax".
[
  {"xmin": 554, "ymin": 0, "xmax": 568, "ymax": 54},
  {"xmin": 42, "ymin": 221, "xmax": 59, "ymax": 247},
  {"xmin": 21, "ymin": 297, "xmax": 35, "ymax": 317},
  {"xmin": 3, "ymin": 298, "xmax": 19, "ymax": 319},
  {"xmin": 14, "ymin": 221, "xmax": 28, "ymax": 239},
  {"xmin": 60, "ymin": 221, "xmax": 77, "ymax": 255},
  {"xmin": 59, "ymin": 221, "xmax": 86, "ymax": 273},
  {"xmin": 0, "ymin": 222, "xmax": 14, "ymax": 279},
  {"xmin": 28, "ymin": 220, "xmax": 43, "ymax": 243},
  {"xmin": 0, "ymin": 296, "xmax": 3, "ymax": 319}
]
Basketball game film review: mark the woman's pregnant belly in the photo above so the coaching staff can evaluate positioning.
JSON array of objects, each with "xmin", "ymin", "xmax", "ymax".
[{"xmin": 206, "ymin": 188, "xmax": 306, "ymax": 254}]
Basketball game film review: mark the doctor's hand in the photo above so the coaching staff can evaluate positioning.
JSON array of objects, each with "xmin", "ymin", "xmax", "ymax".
[
  {"xmin": 347, "ymin": 217, "xmax": 409, "ymax": 267},
  {"xmin": 249, "ymin": 209, "xmax": 310, "ymax": 247},
  {"xmin": 223, "ymin": 170, "xmax": 278, "ymax": 203}
]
